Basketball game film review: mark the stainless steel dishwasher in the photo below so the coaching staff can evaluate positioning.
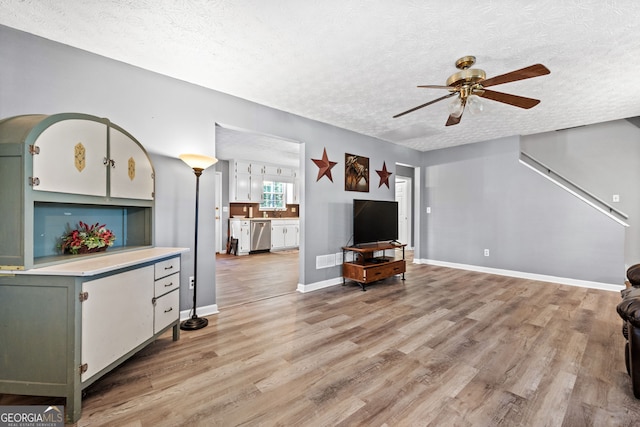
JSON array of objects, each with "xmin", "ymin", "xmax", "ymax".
[{"xmin": 250, "ymin": 220, "xmax": 271, "ymax": 252}]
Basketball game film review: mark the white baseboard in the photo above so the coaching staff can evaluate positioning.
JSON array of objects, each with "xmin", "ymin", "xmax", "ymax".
[
  {"xmin": 416, "ymin": 258, "xmax": 623, "ymax": 292},
  {"xmin": 297, "ymin": 277, "xmax": 343, "ymax": 293},
  {"xmin": 180, "ymin": 303, "xmax": 219, "ymax": 321}
]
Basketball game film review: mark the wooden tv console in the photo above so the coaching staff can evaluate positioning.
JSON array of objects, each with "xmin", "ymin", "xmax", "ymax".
[{"xmin": 342, "ymin": 242, "xmax": 406, "ymax": 291}]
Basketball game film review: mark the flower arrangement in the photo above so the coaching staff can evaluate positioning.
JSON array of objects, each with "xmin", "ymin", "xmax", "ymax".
[{"xmin": 59, "ymin": 221, "xmax": 116, "ymax": 254}]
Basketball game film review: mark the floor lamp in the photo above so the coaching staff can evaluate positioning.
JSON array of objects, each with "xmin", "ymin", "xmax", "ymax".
[{"xmin": 179, "ymin": 153, "xmax": 218, "ymax": 331}]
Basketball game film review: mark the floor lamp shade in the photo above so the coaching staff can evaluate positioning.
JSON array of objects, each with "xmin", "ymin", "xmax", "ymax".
[
  {"xmin": 179, "ymin": 154, "xmax": 218, "ymax": 171},
  {"xmin": 179, "ymin": 153, "xmax": 218, "ymax": 331}
]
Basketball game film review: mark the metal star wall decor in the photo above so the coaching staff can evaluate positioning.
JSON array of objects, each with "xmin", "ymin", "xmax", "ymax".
[
  {"xmin": 312, "ymin": 148, "xmax": 337, "ymax": 182},
  {"xmin": 376, "ymin": 161, "xmax": 392, "ymax": 188}
]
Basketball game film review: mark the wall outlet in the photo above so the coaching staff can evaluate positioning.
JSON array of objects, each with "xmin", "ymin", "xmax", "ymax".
[
  {"xmin": 613, "ymin": 194, "xmax": 620, "ymax": 203},
  {"xmin": 242, "ymin": 206, "xmax": 247, "ymax": 212},
  {"xmin": 189, "ymin": 276, "xmax": 194, "ymax": 289},
  {"xmin": 426, "ymin": 206, "xmax": 431, "ymax": 214},
  {"xmin": 484, "ymin": 249, "xmax": 490, "ymax": 257},
  {"xmin": 292, "ymin": 207, "xmax": 297, "ymax": 213}
]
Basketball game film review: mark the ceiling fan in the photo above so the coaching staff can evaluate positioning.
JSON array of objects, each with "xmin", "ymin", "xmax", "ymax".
[{"xmin": 393, "ymin": 56, "xmax": 550, "ymax": 126}]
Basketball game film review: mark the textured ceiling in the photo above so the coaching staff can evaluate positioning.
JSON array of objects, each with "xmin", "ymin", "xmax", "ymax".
[{"xmin": 2, "ymin": 1, "xmax": 640, "ymax": 153}]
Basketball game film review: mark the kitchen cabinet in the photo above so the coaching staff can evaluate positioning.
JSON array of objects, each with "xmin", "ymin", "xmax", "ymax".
[
  {"xmin": 230, "ymin": 159, "xmax": 300, "ymax": 204},
  {"xmin": 230, "ymin": 160, "xmax": 263, "ymax": 202},
  {"xmin": 286, "ymin": 179, "xmax": 300, "ymax": 205},
  {"xmin": 271, "ymin": 219, "xmax": 299, "ymax": 250},
  {"xmin": 230, "ymin": 219, "xmax": 251, "ymax": 255},
  {"xmin": 263, "ymin": 165, "xmax": 296, "ymax": 185}
]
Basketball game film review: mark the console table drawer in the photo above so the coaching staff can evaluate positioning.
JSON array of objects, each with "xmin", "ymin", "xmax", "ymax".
[
  {"xmin": 343, "ymin": 259, "xmax": 405, "ymax": 284},
  {"xmin": 363, "ymin": 260, "xmax": 405, "ymax": 283}
]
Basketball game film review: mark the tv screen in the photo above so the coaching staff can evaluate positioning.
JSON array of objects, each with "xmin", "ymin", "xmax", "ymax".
[{"xmin": 353, "ymin": 199, "xmax": 399, "ymax": 245}]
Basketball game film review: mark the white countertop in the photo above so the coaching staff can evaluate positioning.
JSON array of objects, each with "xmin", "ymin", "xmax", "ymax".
[
  {"xmin": 230, "ymin": 217, "xmax": 299, "ymax": 221},
  {"xmin": 6, "ymin": 247, "xmax": 189, "ymax": 277}
]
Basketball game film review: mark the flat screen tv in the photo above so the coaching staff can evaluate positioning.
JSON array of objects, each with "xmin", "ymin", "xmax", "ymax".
[{"xmin": 353, "ymin": 199, "xmax": 399, "ymax": 245}]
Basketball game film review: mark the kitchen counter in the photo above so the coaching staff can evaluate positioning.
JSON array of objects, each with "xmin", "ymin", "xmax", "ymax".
[{"xmin": 229, "ymin": 216, "xmax": 300, "ymax": 221}]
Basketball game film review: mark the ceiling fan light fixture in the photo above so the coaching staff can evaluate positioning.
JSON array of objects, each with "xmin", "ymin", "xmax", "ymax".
[
  {"xmin": 467, "ymin": 94, "xmax": 484, "ymax": 115},
  {"xmin": 447, "ymin": 96, "xmax": 464, "ymax": 118}
]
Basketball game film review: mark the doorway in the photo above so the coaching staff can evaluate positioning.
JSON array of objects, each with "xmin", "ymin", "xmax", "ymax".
[
  {"xmin": 396, "ymin": 176, "xmax": 413, "ymax": 248},
  {"xmin": 214, "ymin": 124, "xmax": 301, "ymax": 308}
]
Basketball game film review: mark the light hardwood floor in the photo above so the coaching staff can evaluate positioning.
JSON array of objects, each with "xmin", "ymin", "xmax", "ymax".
[
  {"xmin": 2, "ymin": 251, "xmax": 638, "ymax": 426},
  {"xmin": 215, "ymin": 250, "xmax": 299, "ymax": 308}
]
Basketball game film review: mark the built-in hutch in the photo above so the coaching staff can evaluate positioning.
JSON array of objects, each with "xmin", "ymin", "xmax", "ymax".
[{"xmin": 0, "ymin": 113, "xmax": 186, "ymax": 423}]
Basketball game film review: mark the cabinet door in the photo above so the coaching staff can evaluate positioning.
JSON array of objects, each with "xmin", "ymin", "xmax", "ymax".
[
  {"xmin": 81, "ymin": 266, "xmax": 154, "ymax": 381},
  {"xmin": 263, "ymin": 165, "xmax": 279, "ymax": 176},
  {"xmin": 283, "ymin": 225, "xmax": 300, "ymax": 247},
  {"xmin": 278, "ymin": 167, "xmax": 294, "ymax": 177},
  {"xmin": 239, "ymin": 221, "xmax": 251, "ymax": 253},
  {"xmin": 250, "ymin": 175, "xmax": 263, "ymax": 202},
  {"xmin": 32, "ymin": 119, "xmax": 107, "ymax": 196},
  {"xmin": 232, "ymin": 173, "xmax": 250, "ymax": 202},
  {"xmin": 271, "ymin": 224, "xmax": 286, "ymax": 249},
  {"xmin": 109, "ymin": 127, "xmax": 154, "ymax": 200},
  {"xmin": 234, "ymin": 160, "xmax": 251, "ymax": 174}
]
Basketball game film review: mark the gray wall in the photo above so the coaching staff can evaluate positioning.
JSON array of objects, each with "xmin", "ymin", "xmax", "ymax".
[
  {"xmin": 1, "ymin": 23, "xmax": 629, "ymax": 310},
  {"xmin": 0, "ymin": 25, "xmax": 420, "ymax": 310},
  {"xmin": 421, "ymin": 136, "xmax": 626, "ymax": 284},
  {"xmin": 521, "ymin": 120, "xmax": 640, "ymax": 268}
]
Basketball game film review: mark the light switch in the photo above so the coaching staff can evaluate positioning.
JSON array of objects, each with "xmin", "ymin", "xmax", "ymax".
[
  {"xmin": 613, "ymin": 194, "xmax": 620, "ymax": 203},
  {"xmin": 426, "ymin": 207, "xmax": 431, "ymax": 214}
]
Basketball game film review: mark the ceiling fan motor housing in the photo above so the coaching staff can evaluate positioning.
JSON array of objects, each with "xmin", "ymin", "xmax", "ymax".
[{"xmin": 446, "ymin": 68, "xmax": 486, "ymax": 88}]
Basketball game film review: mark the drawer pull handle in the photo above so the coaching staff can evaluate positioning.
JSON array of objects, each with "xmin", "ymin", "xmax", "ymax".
[
  {"xmin": 164, "ymin": 282, "xmax": 173, "ymax": 287},
  {"xmin": 164, "ymin": 307, "xmax": 173, "ymax": 313},
  {"xmin": 164, "ymin": 265, "xmax": 173, "ymax": 270}
]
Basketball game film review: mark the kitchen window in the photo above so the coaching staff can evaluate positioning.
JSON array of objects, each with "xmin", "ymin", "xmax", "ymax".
[{"xmin": 260, "ymin": 181, "xmax": 286, "ymax": 210}]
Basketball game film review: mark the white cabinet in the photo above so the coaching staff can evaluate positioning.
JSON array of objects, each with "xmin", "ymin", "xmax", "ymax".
[
  {"xmin": 81, "ymin": 266, "xmax": 155, "ymax": 381},
  {"xmin": 80, "ymin": 255, "xmax": 181, "ymax": 382},
  {"xmin": 230, "ymin": 160, "xmax": 263, "ymax": 202},
  {"xmin": 230, "ymin": 219, "xmax": 251, "ymax": 255},
  {"xmin": 31, "ymin": 118, "xmax": 108, "ymax": 196},
  {"xmin": 109, "ymin": 127, "xmax": 155, "ymax": 200},
  {"xmin": 31, "ymin": 118, "xmax": 154, "ymax": 200},
  {"xmin": 286, "ymin": 180, "xmax": 300, "ymax": 205},
  {"xmin": 80, "ymin": 257, "xmax": 180, "ymax": 382},
  {"xmin": 153, "ymin": 257, "xmax": 180, "ymax": 334},
  {"xmin": 271, "ymin": 219, "xmax": 299, "ymax": 250},
  {"xmin": 263, "ymin": 165, "xmax": 295, "ymax": 184}
]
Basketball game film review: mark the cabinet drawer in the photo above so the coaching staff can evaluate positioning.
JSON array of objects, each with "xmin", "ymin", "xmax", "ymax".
[
  {"xmin": 364, "ymin": 260, "xmax": 405, "ymax": 283},
  {"xmin": 343, "ymin": 260, "xmax": 405, "ymax": 284},
  {"xmin": 154, "ymin": 288, "xmax": 179, "ymax": 334},
  {"xmin": 155, "ymin": 257, "xmax": 180, "ymax": 279},
  {"xmin": 155, "ymin": 272, "xmax": 179, "ymax": 297}
]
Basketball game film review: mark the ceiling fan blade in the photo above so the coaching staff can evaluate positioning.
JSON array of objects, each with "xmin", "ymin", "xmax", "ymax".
[
  {"xmin": 417, "ymin": 84, "xmax": 455, "ymax": 90},
  {"xmin": 393, "ymin": 92, "xmax": 457, "ymax": 118},
  {"xmin": 478, "ymin": 89, "xmax": 540, "ymax": 109},
  {"xmin": 445, "ymin": 112, "xmax": 463, "ymax": 126},
  {"xmin": 480, "ymin": 64, "xmax": 550, "ymax": 88}
]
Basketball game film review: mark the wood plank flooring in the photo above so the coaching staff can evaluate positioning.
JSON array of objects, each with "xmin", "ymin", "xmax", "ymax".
[
  {"xmin": 2, "ymin": 252, "xmax": 638, "ymax": 426},
  {"xmin": 215, "ymin": 250, "xmax": 298, "ymax": 308}
]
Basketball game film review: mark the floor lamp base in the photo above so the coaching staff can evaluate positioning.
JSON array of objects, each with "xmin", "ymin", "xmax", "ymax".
[{"xmin": 180, "ymin": 315, "xmax": 208, "ymax": 330}]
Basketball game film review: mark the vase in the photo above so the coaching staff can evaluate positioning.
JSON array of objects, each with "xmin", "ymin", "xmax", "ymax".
[{"xmin": 66, "ymin": 246, "xmax": 108, "ymax": 255}]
